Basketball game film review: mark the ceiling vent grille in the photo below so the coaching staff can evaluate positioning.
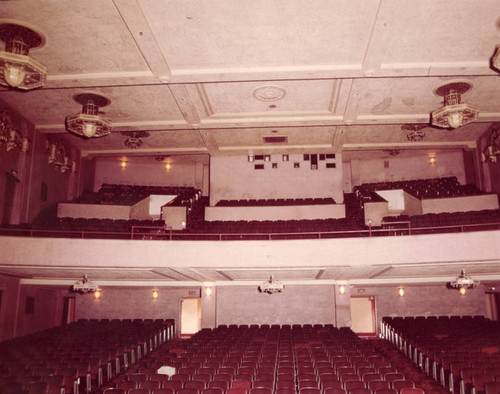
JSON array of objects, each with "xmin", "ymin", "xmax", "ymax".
[{"xmin": 263, "ymin": 136, "xmax": 287, "ymax": 144}]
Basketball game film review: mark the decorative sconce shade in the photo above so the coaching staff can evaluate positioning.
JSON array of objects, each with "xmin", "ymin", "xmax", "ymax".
[
  {"xmin": 0, "ymin": 23, "xmax": 47, "ymax": 90},
  {"xmin": 66, "ymin": 93, "xmax": 112, "ymax": 138},
  {"xmin": 338, "ymin": 284, "xmax": 346, "ymax": 295},
  {"xmin": 205, "ymin": 287, "xmax": 212, "ymax": 297},
  {"xmin": 47, "ymin": 140, "xmax": 75, "ymax": 174},
  {"xmin": 459, "ymin": 287, "xmax": 467, "ymax": 295},
  {"xmin": 398, "ymin": 287, "xmax": 405, "ymax": 297},
  {"xmin": 152, "ymin": 290, "xmax": 159, "ymax": 299},
  {"xmin": 431, "ymin": 83, "xmax": 479, "ymax": 129},
  {"xmin": 94, "ymin": 289, "xmax": 102, "ymax": 299},
  {"xmin": 0, "ymin": 111, "xmax": 29, "ymax": 153}
]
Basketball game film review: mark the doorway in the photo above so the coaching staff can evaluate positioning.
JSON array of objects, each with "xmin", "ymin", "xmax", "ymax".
[
  {"xmin": 350, "ymin": 296, "xmax": 376, "ymax": 336},
  {"xmin": 180, "ymin": 298, "xmax": 201, "ymax": 337},
  {"xmin": 62, "ymin": 297, "xmax": 76, "ymax": 325},
  {"xmin": 2, "ymin": 172, "xmax": 19, "ymax": 226}
]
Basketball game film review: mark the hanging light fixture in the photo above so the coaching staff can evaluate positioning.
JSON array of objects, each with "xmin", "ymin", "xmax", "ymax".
[
  {"xmin": 71, "ymin": 274, "xmax": 99, "ymax": 294},
  {"xmin": 447, "ymin": 270, "xmax": 479, "ymax": 293},
  {"xmin": 258, "ymin": 275, "xmax": 284, "ymax": 294},
  {"xmin": 431, "ymin": 82, "xmax": 479, "ymax": 129},
  {"xmin": 121, "ymin": 131, "xmax": 150, "ymax": 149},
  {"xmin": 401, "ymin": 124, "xmax": 427, "ymax": 142},
  {"xmin": 492, "ymin": 46, "xmax": 500, "ymax": 72},
  {"xmin": 0, "ymin": 23, "xmax": 47, "ymax": 90},
  {"xmin": 66, "ymin": 93, "xmax": 112, "ymax": 138}
]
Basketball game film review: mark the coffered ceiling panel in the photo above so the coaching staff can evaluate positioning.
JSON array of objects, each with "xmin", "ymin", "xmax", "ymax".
[
  {"xmin": 141, "ymin": 0, "xmax": 378, "ymax": 74},
  {"xmin": 374, "ymin": 262, "xmax": 500, "ymax": 279},
  {"xmin": 0, "ymin": 1, "xmax": 149, "ymax": 76},
  {"xmin": 217, "ymin": 268, "xmax": 323, "ymax": 281}
]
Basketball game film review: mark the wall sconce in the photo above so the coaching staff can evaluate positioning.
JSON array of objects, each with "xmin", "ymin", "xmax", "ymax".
[
  {"xmin": 165, "ymin": 163, "xmax": 171, "ymax": 171},
  {"xmin": 459, "ymin": 287, "xmax": 467, "ymax": 295},
  {"xmin": 428, "ymin": 153, "xmax": 436, "ymax": 165},
  {"xmin": 121, "ymin": 160, "xmax": 127, "ymax": 169},
  {"xmin": 398, "ymin": 287, "xmax": 405, "ymax": 297},
  {"xmin": 205, "ymin": 287, "xmax": 212, "ymax": 297},
  {"xmin": 0, "ymin": 23, "xmax": 47, "ymax": 90},
  {"xmin": 0, "ymin": 111, "xmax": 29, "ymax": 153},
  {"xmin": 152, "ymin": 290, "xmax": 159, "ymax": 299},
  {"xmin": 282, "ymin": 154, "xmax": 289, "ymax": 162},
  {"xmin": 338, "ymin": 284, "xmax": 346, "ymax": 295},
  {"xmin": 431, "ymin": 82, "xmax": 479, "ymax": 129},
  {"xmin": 66, "ymin": 93, "xmax": 112, "ymax": 138},
  {"xmin": 264, "ymin": 155, "xmax": 271, "ymax": 162},
  {"xmin": 94, "ymin": 289, "xmax": 102, "ymax": 299}
]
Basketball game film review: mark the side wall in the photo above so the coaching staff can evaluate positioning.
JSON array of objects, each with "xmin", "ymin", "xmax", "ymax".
[
  {"xmin": 349, "ymin": 150, "xmax": 467, "ymax": 187},
  {"xmin": 93, "ymin": 158, "xmax": 207, "ymax": 194}
]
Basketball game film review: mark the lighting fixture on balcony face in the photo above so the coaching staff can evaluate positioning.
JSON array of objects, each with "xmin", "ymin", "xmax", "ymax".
[
  {"xmin": 0, "ymin": 23, "xmax": 47, "ymax": 90},
  {"xmin": 66, "ymin": 93, "xmax": 112, "ymax": 138},
  {"xmin": 258, "ymin": 275, "xmax": 284, "ymax": 294},
  {"xmin": 431, "ymin": 82, "xmax": 479, "ymax": 129},
  {"xmin": 447, "ymin": 269, "xmax": 479, "ymax": 293}
]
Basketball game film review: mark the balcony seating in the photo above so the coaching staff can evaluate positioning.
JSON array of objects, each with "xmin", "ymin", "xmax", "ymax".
[{"xmin": 216, "ymin": 197, "xmax": 336, "ymax": 207}]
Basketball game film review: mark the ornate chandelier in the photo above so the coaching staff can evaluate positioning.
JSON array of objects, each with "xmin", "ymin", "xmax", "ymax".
[
  {"xmin": 258, "ymin": 275, "xmax": 284, "ymax": 294},
  {"xmin": 66, "ymin": 93, "xmax": 112, "ymax": 138},
  {"xmin": 0, "ymin": 23, "xmax": 47, "ymax": 90},
  {"xmin": 447, "ymin": 270, "xmax": 479, "ymax": 294},
  {"xmin": 431, "ymin": 82, "xmax": 479, "ymax": 129},
  {"xmin": 71, "ymin": 274, "xmax": 99, "ymax": 294}
]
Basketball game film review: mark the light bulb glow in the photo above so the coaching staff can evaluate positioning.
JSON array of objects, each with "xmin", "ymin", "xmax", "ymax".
[
  {"xmin": 339, "ymin": 285, "xmax": 346, "ymax": 295},
  {"xmin": 121, "ymin": 161, "xmax": 126, "ymax": 169},
  {"xmin": 152, "ymin": 290, "xmax": 159, "ymax": 299},
  {"xmin": 82, "ymin": 122, "xmax": 97, "ymax": 138},
  {"xmin": 165, "ymin": 163, "xmax": 171, "ymax": 171},
  {"xmin": 459, "ymin": 287, "xmax": 466, "ymax": 295},
  {"xmin": 447, "ymin": 112, "xmax": 464, "ymax": 129},
  {"xmin": 94, "ymin": 290, "xmax": 101, "ymax": 299},
  {"xmin": 205, "ymin": 287, "xmax": 212, "ymax": 297},
  {"xmin": 4, "ymin": 64, "xmax": 26, "ymax": 87},
  {"xmin": 398, "ymin": 287, "xmax": 405, "ymax": 297}
]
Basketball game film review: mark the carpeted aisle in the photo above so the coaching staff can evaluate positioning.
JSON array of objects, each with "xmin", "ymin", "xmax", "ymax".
[{"xmin": 369, "ymin": 338, "xmax": 449, "ymax": 393}]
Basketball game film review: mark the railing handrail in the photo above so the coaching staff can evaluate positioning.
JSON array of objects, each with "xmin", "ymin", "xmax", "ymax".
[{"xmin": 0, "ymin": 221, "xmax": 499, "ymax": 241}]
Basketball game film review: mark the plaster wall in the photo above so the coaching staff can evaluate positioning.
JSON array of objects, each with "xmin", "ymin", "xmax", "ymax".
[
  {"xmin": 354, "ymin": 284, "xmax": 487, "ymax": 327},
  {"xmin": 364, "ymin": 201, "xmax": 389, "ymax": 226},
  {"xmin": 57, "ymin": 203, "xmax": 131, "ymax": 220},
  {"xmin": 403, "ymin": 191, "xmax": 423, "ymax": 216},
  {"xmin": 15, "ymin": 286, "xmax": 63, "ymax": 337},
  {"xmin": 350, "ymin": 151, "xmax": 466, "ymax": 187},
  {"xmin": 421, "ymin": 194, "xmax": 499, "ymax": 214},
  {"xmin": 75, "ymin": 287, "xmax": 201, "ymax": 334},
  {"xmin": 216, "ymin": 285, "xmax": 335, "ymax": 326},
  {"xmin": 93, "ymin": 159, "xmax": 204, "ymax": 193},
  {"xmin": 209, "ymin": 153, "xmax": 343, "ymax": 206},
  {"xmin": 205, "ymin": 204, "xmax": 346, "ymax": 221}
]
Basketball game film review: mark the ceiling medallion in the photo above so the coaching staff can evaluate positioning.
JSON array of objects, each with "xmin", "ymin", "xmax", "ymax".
[
  {"xmin": 401, "ymin": 124, "xmax": 426, "ymax": 142},
  {"xmin": 252, "ymin": 85, "xmax": 286, "ymax": 102},
  {"xmin": 0, "ymin": 23, "xmax": 47, "ymax": 90},
  {"xmin": 121, "ymin": 131, "xmax": 150, "ymax": 149},
  {"xmin": 66, "ymin": 93, "xmax": 112, "ymax": 138},
  {"xmin": 431, "ymin": 82, "xmax": 479, "ymax": 129}
]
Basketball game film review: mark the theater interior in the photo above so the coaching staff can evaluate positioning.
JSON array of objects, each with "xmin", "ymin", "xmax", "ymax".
[{"xmin": 1, "ymin": 1, "xmax": 500, "ymax": 393}]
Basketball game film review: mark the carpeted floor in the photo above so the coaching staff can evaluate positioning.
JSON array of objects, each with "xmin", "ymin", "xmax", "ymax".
[{"xmin": 369, "ymin": 338, "xmax": 449, "ymax": 393}]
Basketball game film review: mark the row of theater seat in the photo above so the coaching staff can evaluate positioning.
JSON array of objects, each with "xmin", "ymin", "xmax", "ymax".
[
  {"xmin": 100, "ymin": 325, "xmax": 427, "ymax": 394},
  {"xmin": 0, "ymin": 319, "xmax": 174, "ymax": 394},
  {"xmin": 382, "ymin": 209, "xmax": 500, "ymax": 231},
  {"xmin": 381, "ymin": 316, "xmax": 500, "ymax": 394},
  {"xmin": 353, "ymin": 177, "xmax": 482, "ymax": 201},
  {"xmin": 216, "ymin": 198, "xmax": 336, "ymax": 207},
  {"xmin": 73, "ymin": 185, "xmax": 201, "ymax": 207}
]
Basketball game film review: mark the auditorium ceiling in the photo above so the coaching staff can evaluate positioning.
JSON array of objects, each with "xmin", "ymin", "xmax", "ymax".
[{"xmin": 1, "ymin": 0, "xmax": 500, "ymax": 162}]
